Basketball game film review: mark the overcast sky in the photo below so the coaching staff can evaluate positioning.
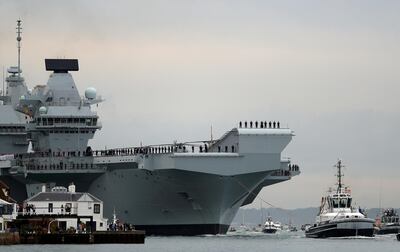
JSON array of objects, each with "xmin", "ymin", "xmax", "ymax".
[{"xmin": 1, "ymin": 0, "xmax": 399, "ymax": 209}]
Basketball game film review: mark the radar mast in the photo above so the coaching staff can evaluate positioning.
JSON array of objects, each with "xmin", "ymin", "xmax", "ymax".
[
  {"xmin": 16, "ymin": 20, "xmax": 22, "ymax": 77},
  {"xmin": 334, "ymin": 160, "xmax": 344, "ymax": 192}
]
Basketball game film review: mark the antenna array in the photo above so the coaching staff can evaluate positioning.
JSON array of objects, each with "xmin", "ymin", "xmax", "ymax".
[{"xmin": 16, "ymin": 20, "xmax": 22, "ymax": 77}]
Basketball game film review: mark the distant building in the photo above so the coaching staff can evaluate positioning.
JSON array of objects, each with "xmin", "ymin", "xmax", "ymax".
[{"xmin": 24, "ymin": 183, "xmax": 107, "ymax": 232}]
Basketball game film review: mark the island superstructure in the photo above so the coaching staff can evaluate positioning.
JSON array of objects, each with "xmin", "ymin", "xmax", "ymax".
[
  {"xmin": 0, "ymin": 20, "xmax": 29, "ymax": 154},
  {"xmin": 0, "ymin": 20, "xmax": 300, "ymax": 235}
]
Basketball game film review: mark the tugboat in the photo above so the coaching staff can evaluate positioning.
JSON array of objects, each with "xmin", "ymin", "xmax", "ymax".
[
  {"xmin": 288, "ymin": 219, "xmax": 297, "ymax": 232},
  {"xmin": 305, "ymin": 160, "xmax": 375, "ymax": 238},
  {"xmin": 374, "ymin": 208, "xmax": 400, "ymax": 235},
  {"xmin": 262, "ymin": 216, "xmax": 281, "ymax": 234}
]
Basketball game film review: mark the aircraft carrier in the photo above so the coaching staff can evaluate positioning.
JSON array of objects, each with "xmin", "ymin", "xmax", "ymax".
[{"xmin": 0, "ymin": 20, "xmax": 300, "ymax": 235}]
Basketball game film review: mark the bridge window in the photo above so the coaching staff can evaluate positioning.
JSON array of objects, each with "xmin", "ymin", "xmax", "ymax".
[
  {"xmin": 339, "ymin": 199, "xmax": 347, "ymax": 208},
  {"xmin": 347, "ymin": 198, "xmax": 352, "ymax": 208},
  {"xmin": 332, "ymin": 199, "xmax": 339, "ymax": 208},
  {"xmin": 48, "ymin": 203, "xmax": 53, "ymax": 213}
]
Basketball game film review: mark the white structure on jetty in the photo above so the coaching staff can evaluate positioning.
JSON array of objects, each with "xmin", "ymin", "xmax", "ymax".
[
  {"xmin": 0, "ymin": 181, "xmax": 18, "ymax": 232},
  {"xmin": 24, "ymin": 183, "xmax": 107, "ymax": 232},
  {"xmin": 0, "ymin": 199, "xmax": 17, "ymax": 232}
]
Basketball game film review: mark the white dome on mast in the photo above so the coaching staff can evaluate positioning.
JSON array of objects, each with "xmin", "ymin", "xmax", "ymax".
[
  {"xmin": 85, "ymin": 87, "xmax": 97, "ymax": 100},
  {"xmin": 38, "ymin": 106, "xmax": 47, "ymax": 114}
]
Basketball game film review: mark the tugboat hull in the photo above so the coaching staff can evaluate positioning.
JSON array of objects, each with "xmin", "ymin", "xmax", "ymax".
[
  {"xmin": 375, "ymin": 225, "xmax": 400, "ymax": 235},
  {"xmin": 305, "ymin": 219, "xmax": 374, "ymax": 238},
  {"xmin": 262, "ymin": 229, "xmax": 278, "ymax": 234}
]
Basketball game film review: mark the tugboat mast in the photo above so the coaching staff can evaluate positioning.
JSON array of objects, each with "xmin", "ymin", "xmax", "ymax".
[
  {"xmin": 16, "ymin": 19, "xmax": 22, "ymax": 77},
  {"xmin": 335, "ymin": 160, "xmax": 344, "ymax": 191}
]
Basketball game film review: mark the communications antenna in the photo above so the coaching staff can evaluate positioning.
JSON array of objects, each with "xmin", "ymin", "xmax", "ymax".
[
  {"xmin": 334, "ymin": 160, "xmax": 344, "ymax": 192},
  {"xmin": 16, "ymin": 19, "xmax": 22, "ymax": 77}
]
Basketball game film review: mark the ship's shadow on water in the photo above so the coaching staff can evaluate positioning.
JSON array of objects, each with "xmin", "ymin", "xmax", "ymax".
[
  {"xmin": 198, "ymin": 231, "xmax": 397, "ymax": 242},
  {"xmin": 325, "ymin": 236, "xmax": 376, "ymax": 240},
  {"xmin": 200, "ymin": 230, "xmax": 305, "ymax": 240}
]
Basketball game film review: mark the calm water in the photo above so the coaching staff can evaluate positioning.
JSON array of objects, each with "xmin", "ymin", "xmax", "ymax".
[{"xmin": 0, "ymin": 231, "xmax": 398, "ymax": 252}]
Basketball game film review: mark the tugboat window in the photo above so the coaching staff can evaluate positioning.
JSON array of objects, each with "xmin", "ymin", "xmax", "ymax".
[
  {"xmin": 332, "ymin": 199, "xmax": 339, "ymax": 208},
  {"xmin": 347, "ymin": 199, "xmax": 352, "ymax": 208}
]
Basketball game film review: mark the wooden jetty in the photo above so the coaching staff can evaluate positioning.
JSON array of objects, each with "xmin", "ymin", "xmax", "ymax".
[
  {"xmin": 1, "ymin": 231, "xmax": 145, "ymax": 245},
  {"xmin": 0, "ymin": 232, "xmax": 20, "ymax": 245}
]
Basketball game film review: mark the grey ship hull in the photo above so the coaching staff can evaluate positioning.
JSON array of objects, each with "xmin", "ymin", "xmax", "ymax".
[
  {"xmin": 91, "ymin": 169, "xmax": 266, "ymax": 235},
  {"xmin": 3, "ymin": 167, "xmax": 288, "ymax": 235}
]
